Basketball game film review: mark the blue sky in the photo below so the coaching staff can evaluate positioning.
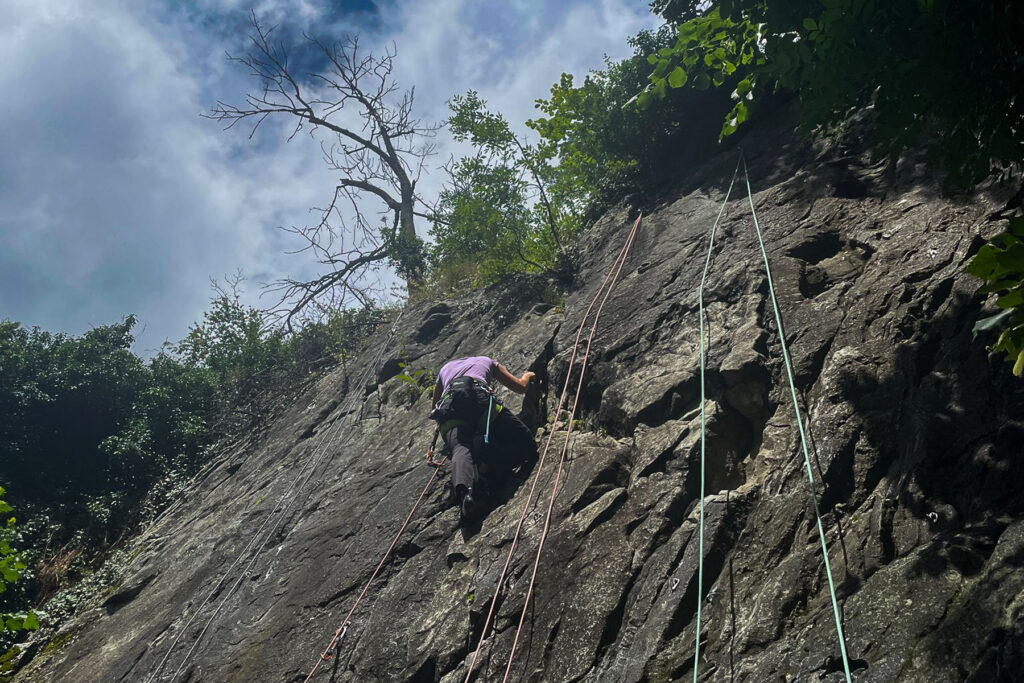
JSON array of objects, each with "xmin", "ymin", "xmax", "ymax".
[{"xmin": 0, "ymin": 0, "xmax": 658, "ymax": 353}]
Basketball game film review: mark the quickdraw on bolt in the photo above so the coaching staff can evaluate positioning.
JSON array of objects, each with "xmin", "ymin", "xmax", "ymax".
[
  {"xmin": 425, "ymin": 428, "xmax": 445, "ymax": 467},
  {"xmin": 320, "ymin": 623, "xmax": 347, "ymax": 662}
]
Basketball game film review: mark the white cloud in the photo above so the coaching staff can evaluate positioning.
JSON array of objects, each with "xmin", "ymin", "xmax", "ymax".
[
  {"xmin": 0, "ymin": 0, "xmax": 333, "ymax": 350},
  {"xmin": 377, "ymin": 0, "xmax": 658, "ymax": 218},
  {"xmin": 0, "ymin": 0, "xmax": 658, "ymax": 352}
]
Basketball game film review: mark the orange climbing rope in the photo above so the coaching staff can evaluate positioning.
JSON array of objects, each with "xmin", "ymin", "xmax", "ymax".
[
  {"xmin": 500, "ymin": 212, "xmax": 643, "ymax": 682},
  {"xmin": 304, "ymin": 214, "xmax": 642, "ymax": 682},
  {"xmin": 303, "ymin": 453, "xmax": 448, "ymax": 682},
  {"xmin": 463, "ymin": 213, "xmax": 643, "ymax": 682}
]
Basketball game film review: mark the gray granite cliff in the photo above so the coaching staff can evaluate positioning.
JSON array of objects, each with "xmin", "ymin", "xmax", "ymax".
[{"xmin": 16, "ymin": 114, "xmax": 1023, "ymax": 683}]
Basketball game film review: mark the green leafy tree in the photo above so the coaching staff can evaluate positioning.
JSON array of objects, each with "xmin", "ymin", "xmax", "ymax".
[
  {"xmin": 526, "ymin": 27, "xmax": 730, "ymax": 221},
  {"xmin": 174, "ymin": 280, "xmax": 388, "ymax": 397},
  {"xmin": 448, "ymin": 91, "xmax": 565, "ymax": 250},
  {"xmin": 520, "ymin": 29, "xmax": 752, "ymax": 239},
  {"xmin": 0, "ymin": 284, "xmax": 386, "ymax": 640},
  {"xmin": 0, "ymin": 315, "xmax": 219, "ymax": 602},
  {"xmin": 529, "ymin": 70, "xmax": 643, "ymax": 217},
  {"xmin": 432, "ymin": 158, "xmax": 541, "ymax": 283},
  {"xmin": 176, "ymin": 281, "xmax": 286, "ymax": 398},
  {"xmin": 0, "ymin": 317, "xmax": 149, "ymax": 502},
  {"xmin": 643, "ymin": 0, "xmax": 1024, "ymax": 188},
  {"xmin": 432, "ymin": 92, "xmax": 576, "ymax": 286}
]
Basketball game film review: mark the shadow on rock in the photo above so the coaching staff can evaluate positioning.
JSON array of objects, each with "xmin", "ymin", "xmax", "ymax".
[{"xmin": 834, "ymin": 286, "xmax": 1024, "ymax": 679}]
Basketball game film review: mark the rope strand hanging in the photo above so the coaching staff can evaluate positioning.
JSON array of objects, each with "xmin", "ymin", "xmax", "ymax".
[
  {"xmin": 462, "ymin": 213, "xmax": 643, "ymax": 682},
  {"xmin": 690, "ymin": 150, "xmax": 852, "ymax": 682},
  {"xmin": 692, "ymin": 153, "xmax": 742, "ymax": 682},
  {"xmin": 739, "ymin": 149, "xmax": 852, "ymax": 682},
  {"xmin": 147, "ymin": 311, "xmax": 404, "ymax": 683},
  {"xmin": 500, "ymin": 213, "xmax": 643, "ymax": 682},
  {"xmin": 303, "ymin": 455, "xmax": 448, "ymax": 682}
]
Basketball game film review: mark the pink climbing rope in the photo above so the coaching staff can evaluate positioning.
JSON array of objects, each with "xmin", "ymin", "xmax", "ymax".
[
  {"xmin": 304, "ymin": 455, "xmax": 447, "ymax": 682},
  {"xmin": 463, "ymin": 213, "xmax": 643, "ymax": 682},
  {"xmin": 500, "ymin": 212, "xmax": 643, "ymax": 682}
]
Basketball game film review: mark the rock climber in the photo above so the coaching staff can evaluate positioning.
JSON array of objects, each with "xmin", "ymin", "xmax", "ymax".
[{"xmin": 430, "ymin": 356, "xmax": 538, "ymax": 524}]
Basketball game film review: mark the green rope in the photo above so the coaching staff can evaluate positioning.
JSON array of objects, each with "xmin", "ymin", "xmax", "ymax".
[
  {"xmin": 739, "ymin": 150, "xmax": 853, "ymax": 682},
  {"xmin": 693, "ymin": 155, "xmax": 742, "ymax": 683},
  {"xmin": 691, "ymin": 151, "xmax": 853, "ymax": 682}
]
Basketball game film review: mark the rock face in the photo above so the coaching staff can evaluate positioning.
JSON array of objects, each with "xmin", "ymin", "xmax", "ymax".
[{"xmin": 16, "ymin": 114, "xmax": 1024, "ymax": 683}]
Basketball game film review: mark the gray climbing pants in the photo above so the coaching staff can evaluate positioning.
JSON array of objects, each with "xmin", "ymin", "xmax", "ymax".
[{"xmin": 443, "ymin": 409, "xmax": 537, "ymax": 494}]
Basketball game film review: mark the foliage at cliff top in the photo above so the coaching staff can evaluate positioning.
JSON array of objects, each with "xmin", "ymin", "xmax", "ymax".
[
  {"xmin": 643, "ymin": 0, "xmax": 1022, "ymax": 189},
  {"xmin": 428, "ymin": 28, "xmax": 733, "ymax": 290}
]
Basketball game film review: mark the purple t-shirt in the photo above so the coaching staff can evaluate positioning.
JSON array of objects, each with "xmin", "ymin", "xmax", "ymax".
[{"xmin": 437, "ymin": 356, "xmax": 496, "ymax": 393}]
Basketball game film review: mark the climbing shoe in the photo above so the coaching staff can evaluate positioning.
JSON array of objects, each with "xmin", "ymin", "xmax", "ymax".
[{"xmin": 460, "ymin": 489, "xmax": 479, "ymax": 525}]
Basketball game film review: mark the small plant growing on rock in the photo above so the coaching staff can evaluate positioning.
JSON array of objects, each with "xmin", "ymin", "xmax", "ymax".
[
  {"xmin": 395, "ymin": 362, "xmax": 433, "ymax": 388},
  {"xmin": 395, "ymin": 362, "xmax": 435, "ymax": 405},
  {"xmin": 967, "ymin": 216, "xmax": 1024, "ymax": 376},
  {"xmin": 396, "ymin": 363, "xmax": 434, "ymax": 393}
]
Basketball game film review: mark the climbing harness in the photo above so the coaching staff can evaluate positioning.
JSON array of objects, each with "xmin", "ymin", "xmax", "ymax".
[
  {"xmin": 303, "ymin": 449, "xmax": 448, "ymax": 682},
  {"xmin": 146, "ymin": 311, "xmax": 404, "ymax": 683},
  {"xmin": 500, "ymin": 212, "xmax": 643, "ymax": 682},
  {"xmin": 690, "ymin": 150, "xmax": 852, "ymax": 682},
  {"xmin": 433, "ymin": 375, "xmax": 503, "ymax": 447},
  {"xmin": 464, "ymin": 213, "xmax": 643, "ymax": 683}
]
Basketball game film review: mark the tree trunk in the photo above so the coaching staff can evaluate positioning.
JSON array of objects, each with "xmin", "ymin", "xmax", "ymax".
[{"xmin": 400, "ymin": 191, "xmax": 424, "ymax": 286}]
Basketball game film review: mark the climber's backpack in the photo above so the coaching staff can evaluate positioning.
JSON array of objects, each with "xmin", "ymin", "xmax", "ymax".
[{"xmin": 430, "ymin": 376, "xmax": 491, "ymax": 426}]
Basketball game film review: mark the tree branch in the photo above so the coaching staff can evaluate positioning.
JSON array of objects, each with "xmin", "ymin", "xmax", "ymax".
[{"xmin": 205, "ymin": 14, "xmax": 438, "ymax": 323}]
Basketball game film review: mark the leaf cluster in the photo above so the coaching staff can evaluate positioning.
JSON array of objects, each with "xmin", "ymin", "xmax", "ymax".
[
  {"xmin": 395, "ymin": 362, "xmax": 433, "ymax": 388},
  {"xmin": 641, "ymin": 8, "xmax": 759, "ymax": 138},
  {"xmin": 967, "ymin": 216, "xmax": 1024, "ymax": 375},
  {"xmin": 395, "ymin": 362, "xmax": 434, "ymax": 402},
  {"xmin": 0, "ymin": 487, "xmax": 39, "ymax": 666}
]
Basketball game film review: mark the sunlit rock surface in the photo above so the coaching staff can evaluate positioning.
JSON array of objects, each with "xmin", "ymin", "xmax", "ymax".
[{"xmin": 16, "ymin": 112, "xmax": 1023, "ymax": 683}]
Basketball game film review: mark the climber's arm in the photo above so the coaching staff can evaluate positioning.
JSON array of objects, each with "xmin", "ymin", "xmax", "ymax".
[{"xmin": 495, "ymin": 364, "xmax": 535, "ymax": 395}]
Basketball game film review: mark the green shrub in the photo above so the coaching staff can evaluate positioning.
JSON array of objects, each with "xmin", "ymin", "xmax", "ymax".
[
  {"xmin": 1, "ymin": 487, "xmax": 39, "ymax": 664},
  {"xmin": 968, "ymin": 216, "xmax": 1024, "ymax": 376},
  {"xmin": 0, "ymin": 290, "xmax": 387, "ymax": 639},
  {"xmin": 431, "ymin": 92, "xmax": 569, "ymax": 288}
]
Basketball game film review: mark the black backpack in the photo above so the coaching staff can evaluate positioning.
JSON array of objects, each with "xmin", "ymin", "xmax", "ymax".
[{"xmin": 430, "ymin": 376, "xmax": 491, "ymax": 425}]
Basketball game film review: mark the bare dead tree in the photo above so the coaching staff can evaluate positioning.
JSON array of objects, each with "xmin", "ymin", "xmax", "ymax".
[{"xmin": 205, "ymin": 12, "xmax": 439, "ymax": 330}]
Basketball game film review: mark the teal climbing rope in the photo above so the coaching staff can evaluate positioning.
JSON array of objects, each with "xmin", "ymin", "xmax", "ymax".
[
  {"xmin": 739, "ymin": 150, "xmax": 852, "ymax": 682},
  {"xmin": 484, "ymin": 394, "xmax": 494, "ymax": 444},
  {"xmin": 692, "ymin": 151, "xmax": 852, "ymax": 682},
  {"xmin": 693, "ymin": 155, "xmax": 742, "ymax": 683}
]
